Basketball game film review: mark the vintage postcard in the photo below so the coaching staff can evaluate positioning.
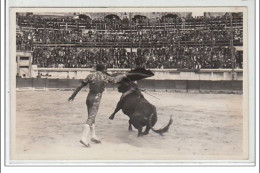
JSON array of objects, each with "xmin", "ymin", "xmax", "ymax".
[{"xmin": 7, "ymin": 6, "xmax": 254, "ymax": 165}]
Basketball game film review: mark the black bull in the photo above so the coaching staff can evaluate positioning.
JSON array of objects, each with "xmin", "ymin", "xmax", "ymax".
[{"xmin": 109, "ymin": 80, "xmax": 173, "ymax": 137}]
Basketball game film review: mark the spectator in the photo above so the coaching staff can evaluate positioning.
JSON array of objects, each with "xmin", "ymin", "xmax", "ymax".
[{"xmin": 16, "ymin": 13, "xmax": 243, "ymax": 69}]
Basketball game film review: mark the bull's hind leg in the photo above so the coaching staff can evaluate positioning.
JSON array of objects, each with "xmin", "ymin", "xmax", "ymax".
[
  {"xmin": 142, "ymin": 126, "xmax": 150, "ymax": 135},
  {"xmin": 130, "ymin": 115, "xmax": 145, "ymax": 137},
  {"xmin": 137, "ymin": 126, "xmax": 143, "ymax": 137},
  {"xmin": 128, "ymin": 120, "xmax": 133, "ymax": 131}
]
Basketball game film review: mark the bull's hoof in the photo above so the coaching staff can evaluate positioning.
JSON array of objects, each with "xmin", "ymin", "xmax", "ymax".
[
  {"xmin": 137, "ymin": 134, "xmax": 143, "ymax": 137},
  {"xmin": 142, "ymin": 132, "xmax": 149, "ymax": 135},
  {"xmin": 109, "ymin": 115, "xmax": 114, "ymax": 120}
]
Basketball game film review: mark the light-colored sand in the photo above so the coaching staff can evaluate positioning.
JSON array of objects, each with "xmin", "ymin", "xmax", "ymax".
[{"xmin": 14, "ymin": 90, "xmax": 245, "ymax": 161}]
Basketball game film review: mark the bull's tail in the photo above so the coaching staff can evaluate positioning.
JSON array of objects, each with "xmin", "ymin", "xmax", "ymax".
[{"xmin": 149, "ymin": 113, "xmax": 173, "ymax": 136}]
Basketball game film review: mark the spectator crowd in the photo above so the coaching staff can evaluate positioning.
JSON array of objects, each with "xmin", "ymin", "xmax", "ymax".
[
  {"xmin": 32, "ymin": 46, "xmax": 242, "ymax": 69},
  {"xmin": 16, "ymin": 13, "xmax": 243, "ymax": 69}
]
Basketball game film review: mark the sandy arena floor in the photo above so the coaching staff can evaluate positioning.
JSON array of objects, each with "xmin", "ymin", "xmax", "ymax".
[{"xmin": 13, "ymin": 90, "xmax": 245, "ymax": 161}]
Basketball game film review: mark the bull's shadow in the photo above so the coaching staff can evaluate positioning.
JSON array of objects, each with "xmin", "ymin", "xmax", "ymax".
[{"xmin": 105, "ymin": 118, "xmax": 166, "ymax": 148}]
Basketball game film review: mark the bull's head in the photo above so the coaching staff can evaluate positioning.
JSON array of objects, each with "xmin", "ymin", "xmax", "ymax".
[{"xmin": 118, "ymin": 77, "xmax": 132, "ymax": 93}]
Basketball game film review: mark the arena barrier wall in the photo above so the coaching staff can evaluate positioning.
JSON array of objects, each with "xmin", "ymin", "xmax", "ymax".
[
  {"xmin": 31, "ymin": 67, "xmax": 243, "ymax": 81},
  {"xmin": 16, "ymin": 77, "xmax": 242, "ymax": 94},
  {"xmin": 16, "ymin": 78, "xmax": 33, "ymax": 88},
  {"xmin": 17, "ymin": 68, "xmax": 243, "ymax": 93}
]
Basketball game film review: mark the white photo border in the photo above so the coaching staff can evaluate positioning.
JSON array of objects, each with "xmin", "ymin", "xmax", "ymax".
[{"xmin": 3, "ymin": 0, "xmax": 257, "ymax": 167}]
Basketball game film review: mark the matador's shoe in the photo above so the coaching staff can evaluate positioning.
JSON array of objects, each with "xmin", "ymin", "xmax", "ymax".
[
  {"xmin": 80, "ymin": 140, "xmax": 90, "ymax": 147},
  {"xmin": 91, "ymin": 138, "xmax": 101, "ymax": 144}
]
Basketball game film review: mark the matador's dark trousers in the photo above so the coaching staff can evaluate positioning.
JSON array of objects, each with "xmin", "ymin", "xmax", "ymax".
[{"xmin": 86, "ymin": 92, "xmax": 102, "ymax": 126}]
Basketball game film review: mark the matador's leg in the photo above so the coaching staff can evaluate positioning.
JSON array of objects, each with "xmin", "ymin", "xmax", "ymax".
[
  {"xmin": 90, "ymin": 124, "xmax": 101, "ymax": 144},
  {"xmin": 80, "ymin": 124, "xmax": 91, "ymax": 147}
]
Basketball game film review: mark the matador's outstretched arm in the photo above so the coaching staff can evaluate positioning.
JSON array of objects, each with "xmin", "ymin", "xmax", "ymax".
[{"xmin": 68, "ymin": 81, "xmax": 89, "ymax": 102}]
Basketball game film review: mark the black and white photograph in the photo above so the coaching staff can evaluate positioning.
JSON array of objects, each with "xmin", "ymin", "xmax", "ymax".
[{"xmin": 8, "ymin": 7, "xmax": 251, "ymax": 163}]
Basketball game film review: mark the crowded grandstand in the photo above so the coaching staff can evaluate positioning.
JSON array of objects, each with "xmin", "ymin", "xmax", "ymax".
[{"xmin": 16, "ymin": 12, "xmax": 243, "ymax": 69}]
